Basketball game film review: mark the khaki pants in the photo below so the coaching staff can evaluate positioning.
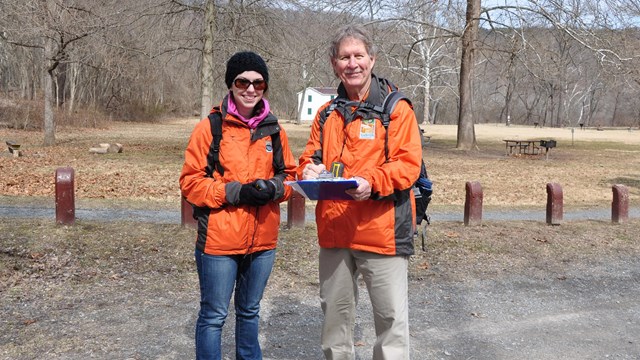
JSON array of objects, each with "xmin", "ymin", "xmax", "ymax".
[{"xmin": 319, "ymin": 248, "xmax": 410, "ymax": 360}]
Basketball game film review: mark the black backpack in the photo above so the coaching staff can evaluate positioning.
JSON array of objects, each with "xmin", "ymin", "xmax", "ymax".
[
  {"xmin": 189, "ymin": 105, "xmax": 286, "ymax": 220},
  {"xmin": 315, "ymin": 76, "xmax": 432, "ymax": 230}
]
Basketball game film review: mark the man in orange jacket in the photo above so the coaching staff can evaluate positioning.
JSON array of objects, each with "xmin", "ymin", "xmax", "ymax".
[{"xmin": 298, "ymin": 25, "xmax": 422, "ymax": 359}]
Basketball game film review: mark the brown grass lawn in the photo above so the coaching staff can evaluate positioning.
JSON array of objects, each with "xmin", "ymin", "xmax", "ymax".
[{"xmin": 1, "ymin": 118, "xmax": 638, "ymax": 211}]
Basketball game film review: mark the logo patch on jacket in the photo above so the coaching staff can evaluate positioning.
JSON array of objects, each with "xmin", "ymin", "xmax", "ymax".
[
  {"xmin": 360, "ymin": 119, "xmax": 376, "ymax": 139},
  {"xmin": 265, "ymin": 140, "xmax": 273, "ymax": 153}
]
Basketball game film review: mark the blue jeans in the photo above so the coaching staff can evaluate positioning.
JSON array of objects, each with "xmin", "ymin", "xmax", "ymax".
[{"xmin": 195, "ymin": 248, "xmax": 275, "ymax": 360}]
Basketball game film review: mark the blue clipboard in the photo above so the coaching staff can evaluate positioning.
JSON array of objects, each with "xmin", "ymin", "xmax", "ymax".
[{"xmin": 286, "ymin": 179, "xmax": 358, "ymax": 200}]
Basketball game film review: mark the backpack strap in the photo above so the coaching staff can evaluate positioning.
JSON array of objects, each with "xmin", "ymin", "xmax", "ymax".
[
  {"xmin": 206, "ymin": 106, "xmax": 224, "ymax": 177},
  {"xmin": 205, "ymin": 106, "xmax": 284, "ymax": 180},
  {"xmin": 380, "ymin": 91, "xmax": 410, "ymax": 127},
  {"xmin": 312, "ymin": 98, "xmax": 352, "ymax": 165},
  {"xmin": 262, "ymin": 123, "xmax": 287, "ymax": 183},
  {"xmin": 380, "ymin": 90, "xmax": 411, "ymax": 160}
]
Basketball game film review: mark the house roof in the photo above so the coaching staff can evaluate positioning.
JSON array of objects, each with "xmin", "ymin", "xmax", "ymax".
[
  {"xmin": 298, "ymin": 87, "xmax": 337, "ymax": 96},
  {"xmin": 312, "ymin": 87, "xmax": 337, "ymax": 95}
]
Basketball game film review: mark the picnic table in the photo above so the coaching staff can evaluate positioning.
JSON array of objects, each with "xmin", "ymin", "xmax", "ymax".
[{"xmin": 503, "ymin": 139, "xmax": 540, "ymax": 156}]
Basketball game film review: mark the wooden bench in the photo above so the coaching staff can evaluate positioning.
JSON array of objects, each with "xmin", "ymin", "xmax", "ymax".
[{"xmin": 6, "ymin": 141, "xmax": 21, "ymax": 157}]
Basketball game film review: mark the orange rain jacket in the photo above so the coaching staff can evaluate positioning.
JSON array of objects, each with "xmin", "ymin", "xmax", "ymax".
[
  {"xmin": 180, "ymin": 98, "xmax": 297, "ymax": 256},
  {"xmin": 298, "ymin": 75, "xmax": 422, "ymax": 256}
]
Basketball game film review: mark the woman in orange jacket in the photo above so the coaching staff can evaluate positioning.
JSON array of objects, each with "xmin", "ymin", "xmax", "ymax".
[{"xmin": 180, "ymin": 51, "xmax": 296, "ymax": 360}]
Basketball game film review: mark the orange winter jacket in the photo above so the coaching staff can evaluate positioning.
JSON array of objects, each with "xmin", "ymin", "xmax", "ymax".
[
  {"xmin": 298, "ymin": 76, "xmax": 422, "ymax": 256},
  {"xmin": 180, "ymin": 99, "xmax": 296, "ymax": 255}
]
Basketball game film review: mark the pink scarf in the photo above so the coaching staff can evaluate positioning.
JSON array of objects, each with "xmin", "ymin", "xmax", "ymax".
[{"xmin": 226, "ymin": 95, "xmax": 270, "ymax": 129}]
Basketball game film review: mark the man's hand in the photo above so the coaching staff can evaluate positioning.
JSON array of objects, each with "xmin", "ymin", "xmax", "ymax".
[
  {"xmin": 345, "ymin": 176, "xmax": 371, "ymax": 201},
  {"xmin": 302, "ymin": 163, "xmax": 327, "ymax": 180}
]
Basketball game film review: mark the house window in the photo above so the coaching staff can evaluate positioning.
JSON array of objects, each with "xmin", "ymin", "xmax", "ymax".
[
  {"xmin": 308, "ymin": 95, "xmax": 312, "ymax": 102},
  {"xmin": 307, "ymin": 108, "xmax": 312, "ymax": 115}
]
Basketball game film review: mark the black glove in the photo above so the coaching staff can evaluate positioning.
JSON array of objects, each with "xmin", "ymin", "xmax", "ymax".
[
  {"xmin": 238, "ymin": 180, "xmax": 271, "ymax": 206},
  {"xmin": 256, "ymin": 179, "xmax": 276, "ymax": 200}
]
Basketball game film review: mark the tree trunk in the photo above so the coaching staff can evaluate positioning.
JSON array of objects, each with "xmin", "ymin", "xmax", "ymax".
[
  {"xmin": 416, "ymin": 34, "xmax": 431, "ymax": 125},
  {"xmin": 611, "ymin": 91, "xmax": 621, "ymax": 127},
  {"xmin": 296, "ymin": 87, "xmax": 306, "ymax": 125},
  {"xmin": 200, "ymin": 0, "xmax": 216, "ymax": 119},
  {"xmin": 504, "ymin": 52, "xmax": 516, "ymax": 125},
  {"xmin": 431, "ymin": 100, "xmax": 439, "ymax": 125},
  {"xmin": 68, "ymin": 62, "xmax": 78, "ymax": 114},
  {"xmin": 56, "ymin": 62, "xmax": 67, "ymax": 108},
  {"xmin": 422, "ymin": 65, "xmax": 430, "ymax": 124},
  {"xmin": 44, "ymin": 39, "xmax": 56, "ymax": 146},
  {"xmin": 456, "ymin": 0, "xmax": 480, "ymax": 150},
  {"xmin": 556, "ymin": 86, "xmax": 565, "ymax": 127},
  {"xmin": 296, "ymin": 65, "xmax": 310, "ymax": 125}
]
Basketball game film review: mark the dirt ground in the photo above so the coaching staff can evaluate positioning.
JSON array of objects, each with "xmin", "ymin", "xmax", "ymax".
[
  {"xmin": 1, "ymin": 119, "xmax": 640, "ymax": 359},
  {"xmin": 2, "ymin": 218, "xmax": 639, "ymax": 360}
]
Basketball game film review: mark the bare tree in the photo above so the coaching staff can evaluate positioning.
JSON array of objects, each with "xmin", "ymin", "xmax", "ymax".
[
  {"xmin": 382, "ymin": 0, "xmax": 461, "ymax": 125},
  {"xmin": 0, "ymin": 1, "xmax": 142, "ymax": 144},
  {"xmin": 3, "ymin": 0, "xmax": 640, "ymax": 137},
  {"xmin": 457, "ymin": 0, "xmax": 480, "ymax": 150},
  {"xmin": 479, "ymin": 0, "xmax": 637, "ymax": 129}
]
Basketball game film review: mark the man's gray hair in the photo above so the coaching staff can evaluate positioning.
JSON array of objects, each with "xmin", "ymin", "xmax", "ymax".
[{"xmin": 329, "ymin": 24, "xmax": 377, "ymax": 59}]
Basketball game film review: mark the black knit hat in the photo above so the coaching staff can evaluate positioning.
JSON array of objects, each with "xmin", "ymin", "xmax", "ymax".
[{"xmin": 225, "ymin": 51, "xmax": 269, "ymax": 89}]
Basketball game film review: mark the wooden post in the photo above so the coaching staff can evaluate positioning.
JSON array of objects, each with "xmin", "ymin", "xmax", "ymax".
[
  {"xmin": 546, "ymin": 183, "xmax": 563, "ymax": 225},
  {"xmin": 464, "ymin": 181, "xmax": 482, "ymax": 226},
  {"xmin": 287, "ymin": 192, "xmax": 306, "ymax": 228},
  {"xmin": 612, "ymin": 184, "xmax": 629, "ymax": 224},
  {"xmin": 181, "ymin": 196, "xmax": 197, "ymax": 228},
  {"xmin": 55, "ymin": 167, "xmax": 75, "ymax": 225}
]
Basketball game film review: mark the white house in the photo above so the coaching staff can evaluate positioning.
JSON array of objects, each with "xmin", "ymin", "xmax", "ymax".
[{"xmin": 297, "ymin": 87, "xmax": 337, "ymax": 122}]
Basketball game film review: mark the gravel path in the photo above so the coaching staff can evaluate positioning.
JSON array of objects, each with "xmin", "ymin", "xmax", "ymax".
[
  {"xmin": 1, "ymin": 204, "xmax": 639, "ymax": 224},
  {"xmin": 257, "ymin": 258, "xmax": 640, "ymax": 359}
]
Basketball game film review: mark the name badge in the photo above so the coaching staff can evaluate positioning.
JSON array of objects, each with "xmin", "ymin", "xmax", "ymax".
[{"xmin": 359, "ymin": 119, "xmax": 375, "ymax": 139}]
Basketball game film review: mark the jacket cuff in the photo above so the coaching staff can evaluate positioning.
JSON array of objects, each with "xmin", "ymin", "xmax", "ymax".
[
  {"xmin": 268, "ymin": 177, "xmax": 284, "ymax": 200},
  {"xmin": 225, "ymin": 181, "xmax": 242, "ymax": 205}
]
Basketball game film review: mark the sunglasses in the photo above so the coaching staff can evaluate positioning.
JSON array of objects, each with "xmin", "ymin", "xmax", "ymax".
[{"xmin": 234, "ymin": 77, "xmax": 267, "ymax": 91}]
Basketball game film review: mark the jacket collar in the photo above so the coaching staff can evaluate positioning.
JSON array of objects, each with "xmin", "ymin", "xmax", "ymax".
[{"xmin": 336, "ymin": 73, "xmax": 386, "ymax": 107}]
